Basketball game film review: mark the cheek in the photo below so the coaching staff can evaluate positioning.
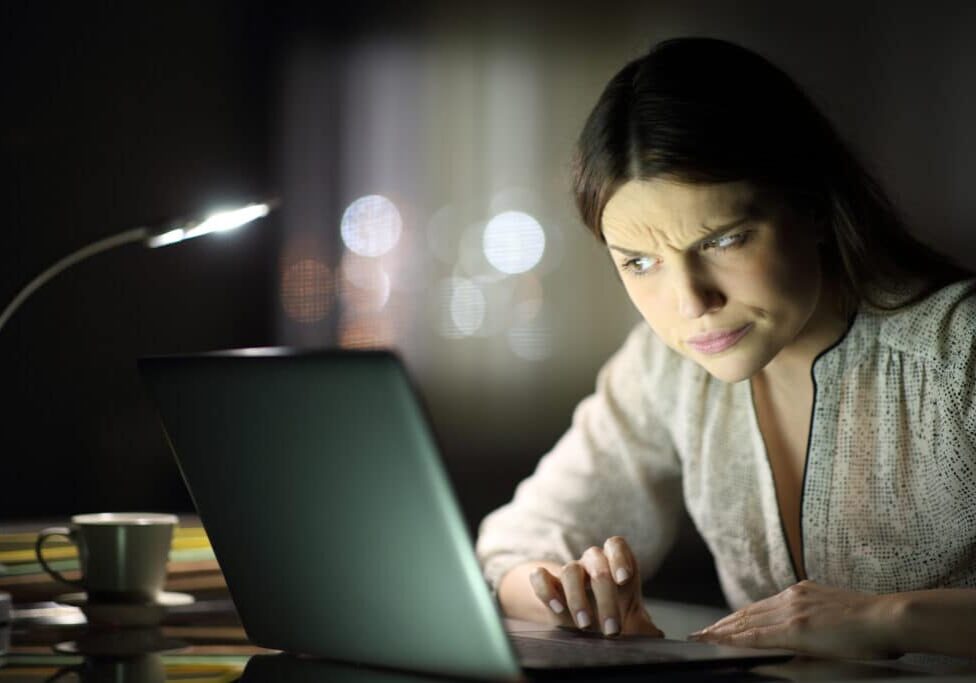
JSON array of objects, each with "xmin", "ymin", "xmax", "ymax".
[
  {"xmin": 621, "ymin": 279, "xmax": 651, "ymax": 316},
  {"xmin": 757, "ymin": 237, "xmax": 822, "ymax": 313},
  {"xmin": 723, "ymin": 224, "xmax": 820, "ymax": 316},
  {"xmin": 621, "ymin": 280, "xmax": 677, "ymax": 336}
]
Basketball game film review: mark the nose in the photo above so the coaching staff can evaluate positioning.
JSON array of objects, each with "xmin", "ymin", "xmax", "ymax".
[{"xmin": 673, "ymin": 262, "xmax": 725, "ymax": 319}]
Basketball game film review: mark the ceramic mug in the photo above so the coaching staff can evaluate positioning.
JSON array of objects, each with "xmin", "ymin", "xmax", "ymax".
[{"xmin": 35, "ymin": 512, "xmax": 178, "ymax": 604}]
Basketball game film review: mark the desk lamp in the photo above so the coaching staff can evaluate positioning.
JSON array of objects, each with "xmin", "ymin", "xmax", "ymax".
[{"xmin": 0, "ymin": 201, "xmax": 277, "ymax": 582}]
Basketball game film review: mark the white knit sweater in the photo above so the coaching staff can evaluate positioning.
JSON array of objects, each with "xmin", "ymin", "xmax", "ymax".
[{"xmin": 476, "ymin": 280, "xmax": 976, "ymax": 610}]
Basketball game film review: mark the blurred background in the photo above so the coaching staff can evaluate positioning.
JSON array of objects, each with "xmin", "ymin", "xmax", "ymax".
[{"xmin": 3, "ymin": 1, "xmax": 975, "ymax": 607}]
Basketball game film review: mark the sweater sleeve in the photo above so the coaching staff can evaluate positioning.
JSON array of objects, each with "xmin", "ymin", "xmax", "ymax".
[{"xmin": 474, "ymin": 323, "xmax": 684, "ymax": 597}]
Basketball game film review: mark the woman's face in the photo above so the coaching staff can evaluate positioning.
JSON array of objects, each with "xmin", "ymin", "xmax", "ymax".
[{"xmin": 601, "ymin": 178, "xmax": 825, "ymax": 383}]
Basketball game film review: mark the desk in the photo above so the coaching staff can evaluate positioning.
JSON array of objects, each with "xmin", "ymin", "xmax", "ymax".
[
  {"xmin": 0, "ymin": 516, "xmax": 272, "ymax": 681},
  {"xmin": 2, "ymin": 519, "xmax": 975, "ymax": 682}
]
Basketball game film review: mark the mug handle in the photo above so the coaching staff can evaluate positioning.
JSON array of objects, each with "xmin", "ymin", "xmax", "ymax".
[
  {"xmin": 44, "ymin": 665, "xmax": 82, "ymax": 682},
  {"xmin": 34, "ymin": 526, "xmax": 85, "ymax": 589}
]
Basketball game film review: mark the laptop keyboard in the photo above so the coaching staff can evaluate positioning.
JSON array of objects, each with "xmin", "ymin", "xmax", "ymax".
[{"xmin": 509, "ymin": 632, "xmax": 676, "ymax": 668}]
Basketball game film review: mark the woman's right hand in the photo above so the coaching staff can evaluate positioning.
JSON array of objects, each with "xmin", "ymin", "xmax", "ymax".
[{"xmin": 528, "ymin": 536, "xmax": 664, "ymax": 637}]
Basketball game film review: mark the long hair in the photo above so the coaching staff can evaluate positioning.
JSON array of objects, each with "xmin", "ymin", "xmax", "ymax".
[{"xmin": 572, "ymin": 37, "xmax": 972, "ymax": 314}]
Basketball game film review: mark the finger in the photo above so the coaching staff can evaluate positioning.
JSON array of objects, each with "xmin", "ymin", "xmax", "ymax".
[
  {"xmin": 581, "ymin": 546, "xmax": 622, "ymax": 636},
  {"xmin": 714, "ymin": 623, "xmax": 792, "ymax": 651},
  {"xmin": 695, "ymin": 608, "xmax": 750, "ymax": 636},
  {"xmin": 603, "ymin": 537, "xmax": 664, "ymax": 637},
  {"xmin": 559, "ymin": 561, "xmax": 594, "ymax": 630},
  {"xmin": 698, "ymin": 596, "xmax": 782, "ymax": 633},
  {"xmin": 603, "ymin": 536, "xmax": 637, "ymax": 587},
  {"xmin": 691, "ymin": 604, "xmax": 791, "ymax": 641},
  {"xmin": 529, "ymin": 567, "xmax": 574, "ymax": 627},
  {"xmin": 696, "ymin": 583, "xmax": 809, "ymax": 635}
]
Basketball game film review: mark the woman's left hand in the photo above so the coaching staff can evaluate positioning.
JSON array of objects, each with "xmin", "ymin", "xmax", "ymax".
[{"xmin": 689, "ymin": 580, "xmax": 902, "ymax": 659}]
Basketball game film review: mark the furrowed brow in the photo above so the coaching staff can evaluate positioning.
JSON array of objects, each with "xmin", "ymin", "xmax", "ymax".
[{"xmin": 607, "ymin": 213, "xmax": 754, "ymax": 257}]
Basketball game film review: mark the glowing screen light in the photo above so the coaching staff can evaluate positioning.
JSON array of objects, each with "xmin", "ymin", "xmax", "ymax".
[
  {"xmin": 340, "ymin": 194, "xmax": 402, "ymax": 257},
  {"xmin": 280, "ymin": 258, "xmax": 334, "ymax": 323},
  {"xmin": 483, "ymin": 211, "xmax": 545, "ymax": 274}
]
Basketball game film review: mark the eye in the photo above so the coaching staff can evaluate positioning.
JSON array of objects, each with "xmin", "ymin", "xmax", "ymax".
[
  {"xmin": 619, "ymin": 255, "xmax": 658, "ymax": 276},
  {"xmin": 701, "ymin": 231, "xmax": 749, "ymax": 252}
]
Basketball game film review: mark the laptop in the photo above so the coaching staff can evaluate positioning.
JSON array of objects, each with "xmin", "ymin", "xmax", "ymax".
[{"xmin": 138, "ymin": 348, "xmax": 793, "ymax": 680}]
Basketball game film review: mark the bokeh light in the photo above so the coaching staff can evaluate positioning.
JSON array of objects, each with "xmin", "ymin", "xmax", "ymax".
[
  {"xmin": 507, "ymin": 316, "xmax": 552, "ymax": 361},
  {"xmin": 483, "ymin": 210, "xmax": 545, "ymax": 274},
  {"xmin": 340, "ymin": 250, "xmax": 392, "ymax": 314},
  {"xmin": 339, "ymin": 271, "xmax": 391, "ymax": 314},
  {"xmin": 281, "ymin": 258, "xmax": 335, "ymax": 323},
  {"xmin": 339, "ymin": 315, "xmax": 395, "ymax": 349},
  {"xmin": 340, "ymin": 194, "xmax": 403, "ymax": 257},
  {"xmin": 511, "ymin": 273, "xmax": 544, "ymax": 323},
  {"xmin": 451, "ymin": 279, "xmax": 486, "ymax": 336},
  {"xmin": 435, "ymin": 277, "xmax": 486, "ymax": 338},
  {"xmin": 458, "ymin": 222, "xmax": 506, "ymax": 282}
]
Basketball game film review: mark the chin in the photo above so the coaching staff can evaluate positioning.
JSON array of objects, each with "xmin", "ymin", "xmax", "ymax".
[
  {"xmin": 696, "ymin": 355, "xmax": 764, "ymax": 384},
  {"xmin": 671, "ymin": 343, "xmax": 755, "ymax": 383}
]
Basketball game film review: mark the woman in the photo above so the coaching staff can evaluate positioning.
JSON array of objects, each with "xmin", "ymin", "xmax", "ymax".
[{"xmin": 475, "ymin": 37, "xmax": 976, "ymax": 659}]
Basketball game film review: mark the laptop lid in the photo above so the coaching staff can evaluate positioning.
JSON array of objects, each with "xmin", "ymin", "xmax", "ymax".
[{"xmin": 138, "ymin": 349, "xmax": 522, "ymax": 681}]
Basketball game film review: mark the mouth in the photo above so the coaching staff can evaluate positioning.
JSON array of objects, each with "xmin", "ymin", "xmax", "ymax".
[{"xmin": 686, "ymin": 324, "xmax": 753, "ymax": 355}]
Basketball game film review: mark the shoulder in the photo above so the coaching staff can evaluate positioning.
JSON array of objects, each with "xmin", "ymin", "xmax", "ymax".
[{"xmin": 875, "ymin": 278, "xmax": 976, "ymax": 368}]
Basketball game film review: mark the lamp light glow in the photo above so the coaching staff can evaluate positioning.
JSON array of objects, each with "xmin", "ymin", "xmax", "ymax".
[
  {"xmin": 0, "ymin": 200, "xmax": 277, "ymax": 336},
  {"xmin": 147, "ymin": 202, "xmax": 272, "ymax": 248},
  {"xmin": 147, "ymin": 228, "xmax": 185, "ymax": 248}
]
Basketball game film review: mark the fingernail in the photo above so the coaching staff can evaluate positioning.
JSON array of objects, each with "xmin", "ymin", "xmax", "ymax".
[
  {"xmin": 576, "ymin": 610, "xmax": 591, "ymax": 628},
  {"xmin": 549, "ymin": 599, "xmax": 565, "ymax": 614},
  {"xmin": 615, "ymin": 567, "xmax": 630, "ymax": 584},
  {"xmin": 604, "ymin": 617, "xmax": 619, "ymax": 635}
]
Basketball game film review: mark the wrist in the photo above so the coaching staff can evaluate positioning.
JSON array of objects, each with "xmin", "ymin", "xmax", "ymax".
[{"xmin": 872, "ymin": 591, "xmax": 911, "ymax": 658}]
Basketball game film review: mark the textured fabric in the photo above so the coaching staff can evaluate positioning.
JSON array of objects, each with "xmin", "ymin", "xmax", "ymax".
[{"xmin": 475, "ymin": 279, "xmax": 976, "ymax": 610}]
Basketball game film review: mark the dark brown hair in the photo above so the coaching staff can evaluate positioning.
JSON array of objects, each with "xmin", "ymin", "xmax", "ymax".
[{"xmin": 572, "ymin": 37, "xmax": 972, "ymax": 314}]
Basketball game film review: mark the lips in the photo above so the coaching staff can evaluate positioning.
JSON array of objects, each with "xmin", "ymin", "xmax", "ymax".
[{"xmin": 686, "ymin": 324, "xmax": 753, "ymax": 355}]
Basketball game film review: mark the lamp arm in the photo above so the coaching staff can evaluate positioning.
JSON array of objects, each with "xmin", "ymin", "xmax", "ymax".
[
  {"xmin": 0, "ymin": 226, "xmax": 150, "ymax": 575},
  {"xmin": 0, "ymin": 226, "xmax": 150, "ymax": 335}
]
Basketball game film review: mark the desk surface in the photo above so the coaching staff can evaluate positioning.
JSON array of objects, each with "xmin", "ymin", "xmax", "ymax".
[{"xmin": 2, "ymin": 518, "xmax": 975, "ymax": 682}]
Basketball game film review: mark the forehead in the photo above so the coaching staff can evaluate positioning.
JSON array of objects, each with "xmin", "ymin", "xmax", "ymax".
[{"xmin": 601, "ymin": 178, "xmax": 762, "ymax": 248}]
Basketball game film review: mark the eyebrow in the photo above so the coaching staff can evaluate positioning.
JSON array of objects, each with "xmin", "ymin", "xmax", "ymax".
[{"xmin": 606, "ymin": 215, "xmax": 753, "ymax": 257}]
